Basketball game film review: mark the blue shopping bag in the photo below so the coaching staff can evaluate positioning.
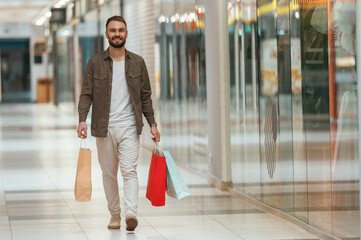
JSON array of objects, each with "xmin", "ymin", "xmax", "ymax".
[{"xmin": 164, "ymin": 151, "xmax": 190, "ymax": 200}]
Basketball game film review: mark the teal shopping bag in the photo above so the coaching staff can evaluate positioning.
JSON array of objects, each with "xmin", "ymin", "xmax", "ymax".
[{"xmin": 164, "ymin": 151, "xmax": 190, "ymax": 200}]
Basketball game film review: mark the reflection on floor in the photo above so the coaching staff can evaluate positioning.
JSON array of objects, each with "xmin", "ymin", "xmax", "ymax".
[{"xmin": 0, "ymin": 104, "xmax": 321, "ymax": 240}]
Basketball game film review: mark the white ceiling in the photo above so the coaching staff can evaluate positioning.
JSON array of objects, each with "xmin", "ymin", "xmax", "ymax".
[{"xmin": 0, "ymin": 0, "xmax": 58, "ymax": 23}]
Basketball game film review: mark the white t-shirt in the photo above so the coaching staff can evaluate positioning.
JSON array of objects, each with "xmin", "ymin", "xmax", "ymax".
[{"xmin": 108, "ymin": 60, "xmax": 136, "ymax": 127}]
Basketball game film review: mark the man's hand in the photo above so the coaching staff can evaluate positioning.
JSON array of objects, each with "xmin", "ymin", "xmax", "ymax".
[
  {"xmin": 77, "ymin": 122, "xmax": 87, "ymax": 138},
  {"xmin": 150, "ymin": 126, "xmax": 160, "ymax": 142}
]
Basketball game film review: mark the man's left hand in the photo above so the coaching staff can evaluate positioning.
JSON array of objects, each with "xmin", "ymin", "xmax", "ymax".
[{"xmin": 150, "ymin": 126, "xmax": 160, "ymax": 142}]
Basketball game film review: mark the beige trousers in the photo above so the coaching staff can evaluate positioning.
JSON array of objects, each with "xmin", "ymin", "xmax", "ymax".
[{"xmin": 96, "ymin": 125, "xmax": 140, "ymax": 217}]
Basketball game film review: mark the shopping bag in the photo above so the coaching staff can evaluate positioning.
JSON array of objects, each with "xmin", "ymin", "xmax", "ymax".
[
  {"xmin": 146, "ymin": 144, "xmax": 167, "ymax": 206},
  {"xmin": 164, "ymin": 151, "xmax": 190, "ymax": 200},
  {"xmin": 74, "ymin": 139, "xmax": 92, "ymax": 202}
]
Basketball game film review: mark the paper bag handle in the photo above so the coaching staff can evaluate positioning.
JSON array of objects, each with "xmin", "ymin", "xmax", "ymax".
[
  {"xmin": 153, "ymin": 141, "xmax": 163, "ymax": 156},
  {"xmin": 80, "ymin": 138, "xmax": 88, "ymax": 149}
]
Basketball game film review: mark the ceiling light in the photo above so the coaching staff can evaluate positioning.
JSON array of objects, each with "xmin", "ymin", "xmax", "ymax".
[
  {"xmin": 55, "ymin": 0, "xmax": 70, "ymax": 8},
  {"xmin": 36, "ymin": 17, "xmax": 46, "ymax": 26},
  {"xmin": 45, "ymin": 11, "xmax": 52, "ymax": 18},
  {"xmin": 180, "ymin": 14, "xmax": 187, "ymax": 23},
  {"xmin": 159, "ymin": 15, "xmax": 166, "ymax": 23},
  {"xmin": 188, "ymin": 13, "xmax": 196, "ymax": 22}
]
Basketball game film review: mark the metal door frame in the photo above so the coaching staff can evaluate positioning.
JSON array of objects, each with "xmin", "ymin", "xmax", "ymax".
[{"xmin": 356, "ymin": 0, "xmax": 361, "ymax": 234}]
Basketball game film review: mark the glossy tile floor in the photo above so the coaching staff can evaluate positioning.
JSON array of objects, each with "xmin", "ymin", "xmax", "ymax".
[{"xmin": 0, "ymin": 104, "xmax": 321, "ymax": 240}]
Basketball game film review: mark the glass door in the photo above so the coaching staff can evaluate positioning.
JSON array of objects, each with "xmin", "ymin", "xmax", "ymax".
[{"xmin": 0, "ymin": 39, "xmax": 31, "ymax": 103}]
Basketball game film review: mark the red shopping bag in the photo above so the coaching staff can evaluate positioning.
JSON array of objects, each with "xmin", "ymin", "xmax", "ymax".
[{"xmin": 146, "ymin": 151, "xmax": 167, "ymax": 206}]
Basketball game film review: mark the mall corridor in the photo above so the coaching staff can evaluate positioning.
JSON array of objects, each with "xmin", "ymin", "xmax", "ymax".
[
  {"xmin": 0, "ymin": 103, "xmax": 320, "ymax": 240},
  {"xmin": 0, "ymin": 0, "xmax": 360, "ymax": 239}
]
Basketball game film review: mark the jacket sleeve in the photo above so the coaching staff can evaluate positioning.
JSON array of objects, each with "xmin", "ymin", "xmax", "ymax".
[
  {"xmin": 78, "ymin": 60, "xmax": 94, "ymax": 123},
  {"xmin": 140, "ymin": 59, "xmax": 156, "ymax": 125}
]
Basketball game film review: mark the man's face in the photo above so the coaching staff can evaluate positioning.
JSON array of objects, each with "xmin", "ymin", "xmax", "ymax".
[{"xmin": 105, "ymin": 20, "xmax": 128, "ymax": 48}]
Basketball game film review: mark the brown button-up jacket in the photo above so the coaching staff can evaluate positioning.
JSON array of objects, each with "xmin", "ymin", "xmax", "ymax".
[{"xmin": 78, "ymin": 48, "xmax": 156, "ymax": 137}]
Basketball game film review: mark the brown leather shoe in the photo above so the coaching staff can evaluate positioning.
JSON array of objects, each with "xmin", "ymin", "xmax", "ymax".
[
  {"xmin": 125, "ymin": 215, "xmax": 138, "ymax": 231},
  {"xmin": 108, "ymin": 215, "xmax": 121, "ymax": 229}
]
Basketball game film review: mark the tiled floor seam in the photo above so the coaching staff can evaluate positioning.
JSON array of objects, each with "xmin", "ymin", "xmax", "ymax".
[
  {"xmin": 171, "ymin": 157, "xmax": 246, "ymax": 239},
  {"xmin": 205, "ymin": 213, "xmax": 246, "ymax": 240},
  {"xmin": 189, "ymin": 200, "xmax": 246, "ymax": 240},
  {"xmin": 228, "ymin": 189, "xmax": 332, "ymax": 240},
  {"xmin": 163, "ymin": 152, "xmax": 246, "ymax": 239},
  {"xmin": 43, "ymin": 167, "xmax": 90, "ymax": 240},
  {"xmin": 59, "ymin": 198, "xmax": 90, "ymax": 240},
  {"xmin": 0, "ymin": 165, "xmax": 14, "ymax": 240},
  {"xmin": 137, "ymin": 213, "xmax": 167, "ymax": 240}
]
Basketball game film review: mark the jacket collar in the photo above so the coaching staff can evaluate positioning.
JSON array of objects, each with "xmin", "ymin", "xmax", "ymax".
[{"xmin": 102, "ymin": 48, "xmax": 131, "ymax": 60}]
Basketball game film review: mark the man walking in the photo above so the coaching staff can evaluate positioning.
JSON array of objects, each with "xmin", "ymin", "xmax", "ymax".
[{"xmin": 77, "ymin": 15, "xmax": 160, "ymax": 231}]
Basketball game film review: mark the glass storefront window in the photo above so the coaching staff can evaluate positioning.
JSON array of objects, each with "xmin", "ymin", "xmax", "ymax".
[
  {"xmin": 56, "ymin": 25, "xmax": 74, "ymax": 103},
  {"xmin": 78, "ymin": 9, "xmax": 104, "ymax": 77},
  {"xmin": 228, "ymin": 0, "xmax": 359, "ymax": 238},
  {"xmin": 330, "ymin": 1, "xmax": 358, "ymax": 238},
  {"xmin": 154, "ymin": 0, "xmax": 207, "ymax": 174}
]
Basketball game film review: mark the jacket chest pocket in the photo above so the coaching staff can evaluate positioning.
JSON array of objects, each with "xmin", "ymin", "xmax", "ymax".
[
  {"xmin": 127, "ymin": 74, "xmax": 143, "ymax": 101},
  {"xmin": 128, "ymin": 74, "xmax": 143, "ymax": 89},
  {"xmin": 93, "ymin": 75, "xmax": 107, "ymax": 93}
]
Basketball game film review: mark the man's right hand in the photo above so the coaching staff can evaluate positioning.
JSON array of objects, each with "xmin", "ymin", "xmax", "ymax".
[{"xmin": 77, "ymin": 121, "xmax": 87, "ymax": 138}]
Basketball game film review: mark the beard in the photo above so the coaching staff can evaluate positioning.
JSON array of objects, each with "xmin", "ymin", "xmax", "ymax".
[{"xmin": 109, "ymin": 37, "xmax": 126, "ymax": 48}]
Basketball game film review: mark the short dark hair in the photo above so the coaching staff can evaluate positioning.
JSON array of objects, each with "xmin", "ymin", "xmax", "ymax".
[{"xmin": 106, "ymin": 16, "xmax": 127, "ymax": 29}]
